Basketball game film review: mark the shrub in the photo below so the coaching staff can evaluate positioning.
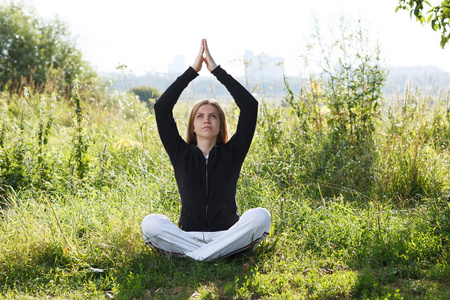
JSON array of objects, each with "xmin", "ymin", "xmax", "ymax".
[{"xmin": 129, "ymin": 85, "xmax": 161, "ymax": 110}]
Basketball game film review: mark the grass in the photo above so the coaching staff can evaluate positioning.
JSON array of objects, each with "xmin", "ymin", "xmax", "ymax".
[{"xmin": 0, "ymin": 77, "xmax": 450, "ymax": 299}]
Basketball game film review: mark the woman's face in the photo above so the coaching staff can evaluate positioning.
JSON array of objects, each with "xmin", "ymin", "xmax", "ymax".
[{"xmin": 193, "ymin": 104, "xmax": 221, "ymax": 141}]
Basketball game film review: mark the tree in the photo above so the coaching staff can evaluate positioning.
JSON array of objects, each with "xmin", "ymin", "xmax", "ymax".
[
  {"xmin": 0, "ymin": 2, "xmax": 95, "ymax": 93},
  {"xmin": 396, "ymin": 0, "xmax": 450, "ymax": 48}
]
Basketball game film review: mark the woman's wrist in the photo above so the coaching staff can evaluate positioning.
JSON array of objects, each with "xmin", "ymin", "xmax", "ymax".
[{"xmin": 209, "ymin": 64, "xmax": 218, "ymax": 72}]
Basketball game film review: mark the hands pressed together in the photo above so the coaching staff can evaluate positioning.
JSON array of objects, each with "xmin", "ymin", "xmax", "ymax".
[{"xmin": 192, "ymin": 39, "xmax": 218, "ymax": 73}]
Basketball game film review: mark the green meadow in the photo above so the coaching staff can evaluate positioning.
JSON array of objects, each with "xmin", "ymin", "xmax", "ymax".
[
  {"xmin": 1, "ymin": 68, "xmax": 450, "ymax": 299},
  {"xmin": 1, "ymin": 3, "xmax": 450, "ymax": 298}
]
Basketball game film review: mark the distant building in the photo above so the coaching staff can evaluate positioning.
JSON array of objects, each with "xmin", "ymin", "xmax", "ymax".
[
  {"xmin": 243, "ymin": 50, "xmax": 285, "ymax": 96},
  {"xmin": 243, "ymin": 50, "xmax": 285, "ymax": 81},
  {"xmin": 168, "ymin": 55, "xmax": 186, "ymax": 74}
]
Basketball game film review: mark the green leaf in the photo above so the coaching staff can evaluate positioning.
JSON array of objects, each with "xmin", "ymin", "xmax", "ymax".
[{"xmin": 440, "ymin": 35, "xmax": 449, "ymax": 48}]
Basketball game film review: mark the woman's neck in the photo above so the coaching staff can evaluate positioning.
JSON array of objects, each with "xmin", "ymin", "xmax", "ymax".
[{"xmin": 196, "ymin": 138, "xmax": 216, "ymax": 156}]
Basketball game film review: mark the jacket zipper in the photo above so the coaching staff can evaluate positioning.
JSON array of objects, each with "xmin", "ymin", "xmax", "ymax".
[
  {"xmin": 203, "ymin": 145, "xmax": 215, "ymax": 231},
  {"xmin": 205, "ymin": 157, "xmax": 209, "ymax": 231}
]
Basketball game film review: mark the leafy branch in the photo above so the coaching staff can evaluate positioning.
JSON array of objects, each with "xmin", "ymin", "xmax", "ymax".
[{"xmin": 396, "ymin": 0, "xmax": 450, "ymax": 48}]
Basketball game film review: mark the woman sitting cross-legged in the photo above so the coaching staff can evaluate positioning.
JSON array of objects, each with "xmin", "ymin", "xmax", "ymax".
[{"xmin": 141, "ymin": 39, "xmax": 271, "ymax": 261}]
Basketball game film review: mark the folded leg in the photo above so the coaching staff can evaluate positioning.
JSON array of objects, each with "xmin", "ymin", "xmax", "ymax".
[
  {"xmin": 185, "ymin": 207, "xmax": 271, "ymax": 261},
  {"xmin": 142, "ymin": 214, "xmax": 210, "ymax": 256}
]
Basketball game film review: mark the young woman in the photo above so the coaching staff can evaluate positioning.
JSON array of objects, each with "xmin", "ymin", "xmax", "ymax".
[{"xmin": 141, "ymin": 39, "xmax": 271, "ymax": 261}]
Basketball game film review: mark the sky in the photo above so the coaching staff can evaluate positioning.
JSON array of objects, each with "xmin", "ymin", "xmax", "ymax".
[{"xmin": 9, "ymin": 0, "xmax": 450, "ymax": 76}]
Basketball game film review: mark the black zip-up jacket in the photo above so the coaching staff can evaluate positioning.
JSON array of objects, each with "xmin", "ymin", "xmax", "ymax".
[{"xmin": 154, "ymin": 66, "xmax": 258, "ymax": 232}]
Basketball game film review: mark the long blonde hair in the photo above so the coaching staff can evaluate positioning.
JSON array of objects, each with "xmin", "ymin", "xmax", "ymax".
[{"xmin": 186, "ymin": 100, "xmax": 228, "ymax": 145}]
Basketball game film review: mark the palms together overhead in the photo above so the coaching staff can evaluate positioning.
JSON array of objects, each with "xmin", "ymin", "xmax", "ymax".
[{"xmin": 192, "ymin": 39, "xmax": 217, "ymax": 72}]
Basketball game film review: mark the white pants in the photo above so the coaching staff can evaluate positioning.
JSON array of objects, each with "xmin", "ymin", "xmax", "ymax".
[{"xmin": 141, "ymin": 207, "xmax": 271, "ymax": 261}]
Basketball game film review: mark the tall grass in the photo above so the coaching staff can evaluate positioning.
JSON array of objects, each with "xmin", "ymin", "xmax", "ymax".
[{"xmin": 1, "ymin": 35, "xmax": 450, "ymax": 298}]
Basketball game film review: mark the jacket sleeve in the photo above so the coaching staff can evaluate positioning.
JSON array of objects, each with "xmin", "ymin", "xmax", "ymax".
[
  {"xmin": 154, "ymin": 67, "xmax": 199, "ymax": 159},
  {"xmin": 212, "ymin": 66, "xmax": 258, "ymax": 160}
]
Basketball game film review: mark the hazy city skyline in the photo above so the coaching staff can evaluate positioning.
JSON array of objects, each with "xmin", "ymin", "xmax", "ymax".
[{"xmin": 18, "ymin": 0, "xmax": 450, "ymax": 77}]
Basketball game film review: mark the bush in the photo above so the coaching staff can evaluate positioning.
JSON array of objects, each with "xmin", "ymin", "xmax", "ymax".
[{"xmin": 129, "ymin": 85, "xmax": 161, "ymax": 109}]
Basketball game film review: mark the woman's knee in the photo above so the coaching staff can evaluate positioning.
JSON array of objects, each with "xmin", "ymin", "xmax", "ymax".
[
  {"xmin": 141, "ymin": 214, "xmax": 170, "ymax": 238},
  {"xmin": 241, "ymin": 207, "xmax": 271, "ymax": 228}
]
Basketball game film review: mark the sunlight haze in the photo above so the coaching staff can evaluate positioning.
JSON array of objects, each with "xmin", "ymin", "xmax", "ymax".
[{"xmin": 14, "ymin": 0, "xmax": 450, "ymax": 76}]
